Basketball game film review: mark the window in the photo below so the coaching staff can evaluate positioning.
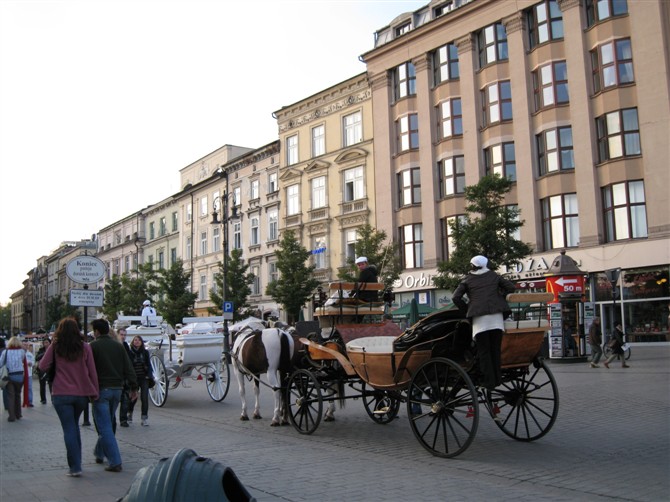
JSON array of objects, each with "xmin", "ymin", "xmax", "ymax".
[
  {"xmin": 438, "ymin": 156, "xmax": 465, "ymax": 197},
  {"xmin": 443, "ymin": 216, "xmax": 465, "ymax": 260},
  {"xmin": 199, "ymin": 275, "xmax": 207, "ymax": 300},
  {"xmin": 398, "ymin": 114, "xmax": 419, "ymax": 152},
  {"xmin": 596, "ymin": 108, "xmax": 641, "ymax": 162},
  {"xmin": 507, "ymin": 204, "xmax": 522, "ymax": 241},
  {"xmin": 287, "ymin": 184, "xmax": 300, "ymax": 215},
  {"xmin": 345, "ymin": 229, "xmax": 357, "ymax": 261},
  {"xmin": 433, "ymin": 43, "xmax": 459, "ymax": 85},
  {"xmin": 402, "ymin": 224, "xmax": 423, "ymax": 269},
  {"xmin": 312, "ymin": 236, "xmax": 327, "ymax": 269},
  {"xmin": 439, "ymin": 98, "xmax": 463, "ymax": 138},
  {"xmin": 149, "ymin": 222, "xmax": 155, "ymax": 240},
  {"xmin": 233, "ymin": 221, "xmax": 241, "ymax": 249},
  {"xmin": 268, "ymin": 261, "xmax": 278, "ymax": 283},
  {"xmin": 398, "ymin": 168, "xmax": 421, "ymax": 206},
  {"xmin": 233, "ymin": 187, "xmax": 241, "ymax": 209},
  {"xmin": 533, "ymin": 61, "xmax": 569, "ymax": 110},
  {"xmin": 478, "ymin": 22, "xmax": 508, "ymax": 67},
  {"xmin": 482, "ymin": 81, "xmax": 512, "ymax": 126},
  {"xmin": 251, "ymin": 265, "xmax": 260, "ymax": 295},
  {"xmin": 158, "ymin": 251, "xmax": 165, "ymax": 270},
  {"xmin": 172, "ymin": 211, "xmax": 178, "ymax": 231},
  {"xmin": 395, "ymin": 22, "xmax": 411, "ymax": 36},
  {"xmin": 186, "ymin": 203, "xmax": 192, "ymax": 223},
  {"xmin": 394, "ymin": 62, "xmax": 416, "ymax": 100},
  {"xmin": 250, "ymin": 180, "xmax": 260, "ymax": 200},
  {"xmin": 250, "ymin": 216, "xmax": 260, "ymax": 246},
  {"xmin": 344, "ymin": 166, "xmax": 365, "ymax": 202},
  {"xmin": 586, "ymin": 0, "xmax": 628, "ymax": 27},
  {"xmin": 485, "ymin": 142, "xmax": 516, "ymax": 181},
  {"xmin": 268, "ymin": 209, "xmax": 278, "ymax": 241},
  {"xmin": 286, "ymin": 134, "xmax": 298, "ymax": 165},
  {"xmin": 343, "ymin": 111, "xmax": 362, "ymax": 146},
  {"xmin": 312, "ymin": 124, "xmax": 325, "ymax": 157},
  {"xmin": 268, "ymin": 172, "xmax": 278, "ymax": 193},
  {"xmin": 527, "ymin": 0, "xmax": 563, "ymax": 49},
  {"xmin": 200, "ymin": 196, "xmax": 208, "ymax": 217},
  {"xmin": 541, "ymin": 194, "xmax": 579, "ymax": 249},
  {"xmin": 537, "ymin": 127, "xmax": 574, "ymax": 175},
  {"xmin": 212, "ymin": 227, "xmax": 220, "ymax": 253},
  {"xmin": 159, "ymin": 217, "xmax": 166, "ymax": 236},
  {"xmin": 200, "ymin": 231, "xmax": 207, "ymax": 255},
  {"xmin": 603, "ymin": 180, "xmax": 647, "ymax": 241},
  {"xmin": 311, "ymin": 176, "xmax": 326, "ymax": 209},
  {"xmin": 124, "ymin": 255, "xmax": 130, "ymax": 274},
  {"xmin": 186, "ymin": 236, "xmax": 192, "ymax": 259},
  {"xmin": 171, "ymin": 248, "xmax": 177, "ymax": 265},
  {"xmin": 591, "ymin": 38, "xmax": 634, "ymax": 93}
]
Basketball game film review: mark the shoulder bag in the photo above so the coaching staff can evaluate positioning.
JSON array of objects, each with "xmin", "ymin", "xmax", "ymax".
[{"xmin": 0, "ymin": 352, "xmax": 9, "ymax": 389}]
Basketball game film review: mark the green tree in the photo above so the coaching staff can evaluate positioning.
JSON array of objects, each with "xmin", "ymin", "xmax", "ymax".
[
  {"xmin": 46, "ymin": 296, "xmax": 80, "ymax": 331},
  {"xmin": 266, "ymin": 230, "xmax": 320, "ymax": 324},
  {"xmin": 208, "ymin": 248, "xmax": 253, "ymax": 322},
  {"xmin": 338, "ymin": 224, "xmax": 401, "ymax": 291},
  {"xmin": 154, "ymin": 259, "xmax": 198, "ymax": 327},
  {"xmin": 120, "ymin": 263, "xmax": 158, "ymax": 315},
  {"xmin": 102, "ymin": 274, "xmax": 124, "ymax": 322},
  {"xmin": 434, "ymin": 174, "xmax": 534, "ymax": 291}
]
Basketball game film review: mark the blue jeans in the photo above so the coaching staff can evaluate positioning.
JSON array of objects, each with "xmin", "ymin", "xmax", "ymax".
[
  {"xmin": 93, "ymin": 388, "xmax": 122, "ymax": 467},
  {"xmin": 52, "ymin": 395, "xmax": 88, "ymax": 473}
]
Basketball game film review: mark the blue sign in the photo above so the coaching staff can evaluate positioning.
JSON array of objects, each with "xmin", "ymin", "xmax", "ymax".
[{"xmin": 223, "ymin": 301, "xmax": 234, "ymax": 312}]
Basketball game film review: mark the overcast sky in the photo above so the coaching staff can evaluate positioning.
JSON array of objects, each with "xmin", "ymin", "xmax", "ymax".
[{"xmin": 0, "ymin": 0, "xmax": 424, "ymax": 305}]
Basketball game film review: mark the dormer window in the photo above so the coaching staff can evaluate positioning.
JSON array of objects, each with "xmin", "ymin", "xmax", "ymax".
[{"xmin": 395, "ymin": 22, "xmax": 411, "ymax": 37}]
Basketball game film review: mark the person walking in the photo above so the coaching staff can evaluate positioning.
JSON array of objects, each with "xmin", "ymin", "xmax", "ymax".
[
  {"xmin": 588, "ymin": 316, "xmax": 603, "ymax": 368},
  {"xmin": 35, "ymin": 338, "xmax": 52, "ymax": 404},
  {"xmin": 452, "ymin": 255, "xmax": 516, "ymax": 391},
  {"xmin": 23, "ymin": 342, "xmax": 35, "ymax": 407},
  {"xmin": 89, "ymin": 319, "xmax": 137, "ymax": 473},
  {"xmin": 117, "ymin": 328, "xmax": 133, "ymax": 427},
  {"xmin": 603, "ymin": 323, "xmax": 630, "ymax": 369},
  {"xmin": 126, "ymin": 335, "xmax": 153, "ymax": 426},
  {"xmin": 38, "ymin": 317, "xmax": 99, "ymax": 477},
  {"xmin": 0, "ymin": 336, "xmax": 28, "ymax": 422}
]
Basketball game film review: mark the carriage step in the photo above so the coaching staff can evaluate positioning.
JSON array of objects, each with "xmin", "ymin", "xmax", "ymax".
[{"xmin": 373, "ymin": 407, "xmax": 391, "ymax": 415}]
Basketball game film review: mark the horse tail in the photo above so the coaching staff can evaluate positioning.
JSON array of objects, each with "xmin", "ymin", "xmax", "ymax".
[
  {"xmin": 279, "ymin": 332, "xmax": 291, "ymax": 373},
  {"xmin": 337, "ymin": 380, "xmax": 346, "ymax": 409}
]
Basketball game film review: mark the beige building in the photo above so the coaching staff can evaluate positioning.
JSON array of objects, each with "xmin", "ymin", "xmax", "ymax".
[
  {"xmin": 274, "ymin": 72, "xmax": 377, "ymax": 304},
  {"xmin": 97, "ymin": 212, "xmax": 146, "ymax": 291},
  {"xmin": 361, "ymin": 0, "xmax": 669, "ymax": 335}
]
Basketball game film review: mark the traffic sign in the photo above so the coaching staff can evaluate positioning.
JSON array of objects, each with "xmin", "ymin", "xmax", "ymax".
[
  {"xmin": 70, "ymin": 289, "xmax": 104, "ymax": 307},
  {"xmin": 66, "ymin": 256, "xmax": 106, "ymax": 284},
  {"xmin": 223, "ymin": 301, "xmax": 234, "ymax": 320}
]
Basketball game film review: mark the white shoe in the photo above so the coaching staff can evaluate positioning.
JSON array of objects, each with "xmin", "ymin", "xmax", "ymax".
[{"xmin": 141, "ymin": 418, "xmax": 148, "ymax": 426}]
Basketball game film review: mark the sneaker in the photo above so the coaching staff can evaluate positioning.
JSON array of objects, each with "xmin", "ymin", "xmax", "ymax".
[
  {"xmin": 66, "ymin": 471, "xmax": 82, "ymax": 477},
  {"xmin": 589, "ymin": 362, "xmax": 599, "ymax": 368},
  {"xmin": 105, "ymin": 465, "xmax": 122, "ymax": 473},
  {"xmin": 127, "ymin": 415, "xmax": 133, "ymax": 424},
  {"xmin": 95, "ymin": 457, "xmax": 104, "ymax": 464},
  {"xmin": 120, "ymin": 421, "xmax": 129, "ymax": 427},
  {"xmin": 622, "ymin": 364, "xmax": 630, "ymax": 368},
  {"xmin": 141, "ymin": 418, "xmax": 148, "ymax": 426}
]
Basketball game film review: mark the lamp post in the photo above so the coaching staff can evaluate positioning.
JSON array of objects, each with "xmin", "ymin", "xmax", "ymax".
[{"xmin": 211, "ymin": 169, "xmax": 237, "ymax": 364}]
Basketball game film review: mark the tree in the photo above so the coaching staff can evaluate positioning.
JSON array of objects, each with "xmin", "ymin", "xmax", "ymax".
[
  {"xmin": 119, "ymin": 263, "xmax": 158, "ymax": 315},
  {"xmin": 154, "ymin": 259, "xmax": 198, "ymax": 327},
  {"xmin": 46, "ymin": 296, "xmax": 80, "ymax": 331},
  {"xmin": 338, "ymin": 224, "xmax": 401, "ymax": 291},
  {"xmin": 433, "ymin": 174, "xmax": 534, "ymax": 291},
  {"xmin": 102, "ymin": 274, "xmax": 124, "ymax": 322},
  {"xmin": 208, "ymin": 248, "xmax": 254, "ymax": 322},
  {"xmin": 266, "ymin": 230, "xmax": 320, "ymax": 324}
]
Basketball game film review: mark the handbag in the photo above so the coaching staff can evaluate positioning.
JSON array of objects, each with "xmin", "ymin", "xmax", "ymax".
[
  {"xmin": 0, "ymin": 362, "xmax": 9, "ymax": 389},
  {"xmin": 41, "ymin": 354, "xmax": 56, "ymax": 384}
]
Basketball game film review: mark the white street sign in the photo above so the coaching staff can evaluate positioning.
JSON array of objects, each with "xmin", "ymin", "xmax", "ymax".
[
  {"xmin": 66, "ymin": 256, "xmax": 106, "ymax": 284},
  {"xmin": 70, "ymin": 289, "xmax": 104, "ymax": 307}
]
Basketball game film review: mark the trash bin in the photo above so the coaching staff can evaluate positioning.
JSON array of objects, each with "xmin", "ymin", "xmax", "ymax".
[{"xmin": 118, "ymin": 448, "xmax": 256, "ymax": 502}]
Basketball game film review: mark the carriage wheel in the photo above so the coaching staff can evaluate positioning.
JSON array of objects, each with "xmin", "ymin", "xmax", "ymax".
[
  {"xmin": 361, "ymin": 383, "xmax": 400, "ymax": 424},
  {"xmin": 149, "ymin": 354, "xmax": 168, "ymax": 407},
  {"xmin": 286, "ymin": 369, "xmax": 323, "ymax": 435},
  {"xmin": 407, "ymin": 357, "xmax": 479, "ymax": 458},
  {"xmin": 205, "ymin": 360, "xmax": 230, "ymax": 402},
  {"xmin": 489, "ymin": 358, "xmax": 559, "ymax": 441}
]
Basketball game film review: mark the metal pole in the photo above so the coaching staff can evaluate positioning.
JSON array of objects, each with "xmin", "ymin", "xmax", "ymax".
[{"xmin": 222, "ymin": 172, "xmax": 231, "ymax": 364}]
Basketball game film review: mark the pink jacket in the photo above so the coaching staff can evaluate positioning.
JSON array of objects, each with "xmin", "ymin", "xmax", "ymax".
[{"xmin": 38, "ymin": 343, "xmax": 99, "ymax": 400}]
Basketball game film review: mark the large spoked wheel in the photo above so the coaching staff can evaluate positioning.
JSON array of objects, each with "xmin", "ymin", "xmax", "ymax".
[
  {"xmin": 205, "ymin": 360, "xmax": 230, "ymax": 402},
  {"xmin": 286, "ymin": 369, "xmax": 323, "ymax": 435},
  {"xmin": 489, "ymin": 358, "xmax": 559, "ymax": 441},
  {"xmin": 149, "ymin": 353, "xmax": 168, "ymax": 407},
  {"xmin": 361, "ymin": 383, "xmax": 400, "ymax": 424},
  {"xmin": 407, "ymin": 357, "xmax": 479, "ymax": 458}
]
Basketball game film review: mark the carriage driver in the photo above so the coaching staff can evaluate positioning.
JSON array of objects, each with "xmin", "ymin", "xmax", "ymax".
[
  {"xmin": 141, "ymin": 300, "xmax": 157, "ymax": 327},
  {"xmin": 452, "ymin": 255, "xmax": 516, "ymax": 391},
  {"xmin": 354, "ymin": 257, "xmax": 379, "ymax": 303}
]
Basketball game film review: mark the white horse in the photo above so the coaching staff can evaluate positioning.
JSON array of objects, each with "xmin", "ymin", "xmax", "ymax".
[{"xmin": 230, "ymin": 321, "xmax": 299, "ymax": 426}]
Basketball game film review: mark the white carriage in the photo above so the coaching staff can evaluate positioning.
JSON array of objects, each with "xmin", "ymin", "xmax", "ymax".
[{"xmin": 117, "ymin": 316, "xmax": 231, "ymax": 407}]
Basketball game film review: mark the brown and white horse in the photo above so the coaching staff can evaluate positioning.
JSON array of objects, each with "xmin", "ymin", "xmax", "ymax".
[{"xmin": 230, "ymin": 321, "xmax": 301, "ymax": 426}]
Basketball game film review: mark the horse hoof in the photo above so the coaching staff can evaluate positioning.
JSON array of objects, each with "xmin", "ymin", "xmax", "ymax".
[
  {"xmin": 253, "ymin": 414, "xmax": 262, "ymax": 420},
  {"xmin": 324, "ymin": 415, "xmax": 335, "ymax": 422},
  {"xmin": 240, "ymin": 415, "xmax": 249, "ymax": 421},
  {"xmin": 270, "ymin": 421, "xmax": 280, "ymax": 427}
]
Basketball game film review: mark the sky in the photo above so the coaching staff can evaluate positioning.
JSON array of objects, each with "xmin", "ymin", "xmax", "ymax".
[{"xmin": 0, "ymin": 0, "xmax": 425, "ymax": 305}]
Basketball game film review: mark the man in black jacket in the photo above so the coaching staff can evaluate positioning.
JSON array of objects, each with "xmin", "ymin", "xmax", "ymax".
[
  {"xmin": 354, "ymin": 256, "xmax": 379, "ymax": 303},
  {"xmin": 452, "ymin": 255, "xmax": 515, "ymax": 390}
]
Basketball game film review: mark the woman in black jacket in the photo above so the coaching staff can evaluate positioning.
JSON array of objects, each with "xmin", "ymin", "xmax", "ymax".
[{"xmin": 127, "ymin": 336, "xmax": 153, "ymax": 426}]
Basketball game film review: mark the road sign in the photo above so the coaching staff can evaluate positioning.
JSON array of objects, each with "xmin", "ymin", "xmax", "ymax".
[
  {"xmin": 223, "ymin": 301, "xmax": 234, "ymax": 320},
  {"xmin": 66, "ymin": 256, "xmax": 106, "ymax": 284},
  {"xmin": 70, "ymin": 289, "xmax": 104, "ymax": 307},
  {"xmin": 546, "ymin": 275, "xmax": 585, "ymax": 301}
]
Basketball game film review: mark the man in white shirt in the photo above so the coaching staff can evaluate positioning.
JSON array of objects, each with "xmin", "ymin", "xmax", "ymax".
[{"xmin": 141, "ymin": 300, "xmax": 157, "ymax": 327}]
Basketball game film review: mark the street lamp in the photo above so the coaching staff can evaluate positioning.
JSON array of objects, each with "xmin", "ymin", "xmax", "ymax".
[{"xmin": 211, "ymin": 169, "xmax": 238, "ymax": 363}]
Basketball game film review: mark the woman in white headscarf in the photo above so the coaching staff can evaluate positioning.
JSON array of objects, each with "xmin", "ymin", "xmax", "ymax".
[{"xmin": 452, "ymin": 255, "xmax": 515, "ymax": 390}]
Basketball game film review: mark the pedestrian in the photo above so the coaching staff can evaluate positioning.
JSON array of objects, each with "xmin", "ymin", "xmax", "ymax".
[
  {"xmin": 452, "ymin": 255, "xmax": 516, "ymax": 391},
  {"xmin": 563, "ymin": 324, "xmax": 577, "ymax": 356},
  {"xmin": 603, "ymin": 323, "xmax": 630, "ymax": 369},
  {"xmin": 117, "ymin": 327, "xmax": 133, "ymax": 427},
  {"xmin": 353, "ymin": 257, "xmax": 379, "ymax": 302},
  {"xmin": 0, "ymin": 336, "xmax": 28, "ymax": 422},
  {"xmin": 126, "ymin": 335, "xmax": 154, "ymax": 427},
  {"xmin": 141, "ymin": 300, "xmax": 157, "ymax": 327},
  {"xmin": 35, "ymin": 338, "xmax": 53, "ymax": 404},
  {"xmin": 38, "ymin": 317, "xmax": 99, "ymax": 477},
  {"xmin": 89, "ymin": 319, "xmax": 137, "ymax": 473},
  {"xmin": 588, "ymin": 316, "xmax": 603, "ymax": 368},
  {"xmin": 80, "ymin": 328, "xmax": 92, "ymax": 427},
  {"xmin": 22, "ymin": 342, "xmax": 35, "ymax": 407}
]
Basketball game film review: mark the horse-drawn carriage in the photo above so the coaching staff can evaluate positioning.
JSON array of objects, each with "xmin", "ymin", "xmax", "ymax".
[
  {"xmin": 117, "ymin": 316, "xmax": 231, "ymax": 407},
  {"xmin": 286, "ymin": 283, "xmax": 558, "ymax": 458}
]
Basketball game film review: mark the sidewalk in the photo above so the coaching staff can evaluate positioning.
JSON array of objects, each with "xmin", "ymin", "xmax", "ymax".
[{"xmin": 1, "ymin": 345, "xmax": 669, "ymax": 502}]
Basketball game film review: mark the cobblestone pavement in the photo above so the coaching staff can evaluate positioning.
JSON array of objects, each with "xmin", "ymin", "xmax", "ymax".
[{"xmin": 1, "ymin": 345, "xmax": 668, "ymax": 502}]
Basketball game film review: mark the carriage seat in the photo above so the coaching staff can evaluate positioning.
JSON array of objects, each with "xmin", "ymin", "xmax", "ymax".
[{"xmin": 346, "ymin": 336, "xmax": 396, "ymax": 354}]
